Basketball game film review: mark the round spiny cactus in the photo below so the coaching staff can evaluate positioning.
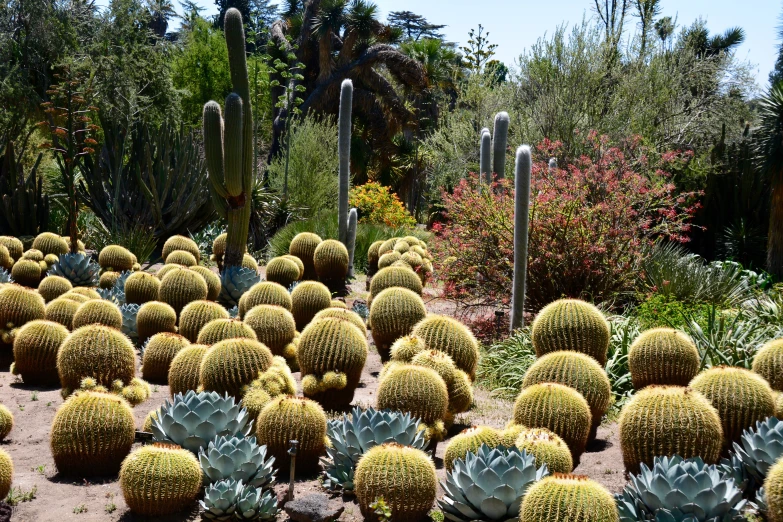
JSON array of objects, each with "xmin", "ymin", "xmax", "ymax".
[
  {"xmin": 766, "ymin": 457, "xmax": 783, "ymax": 522},
  {"xmin": 289, "ymin": 232, "xmax": 322, "ymax": 280},
  {"xmin": 370, "ymin": 266, "xmax": 423, "ymax": 299},
  {"xmin": 256, "ymin": 396, "xmax": 327, "ymax": 473},
  {"xmin": 238, "ymin": 281, "xmax": 292, "ymax": 318},
  {"xmin": 124, "ymin": 271, "xmax": 161, "ymax": 305},
  {"xmin": 70, "ymin": 287, "xmax": 101, "ymax": 300},
  {"xmin": 531, "ymin": 299, "xmax": 610, "ymax": 365},
  {"xmin": 0, "ymin": 449, "xmax": 11, "ymax": 499},
  {"xmin": 136, "ymin": 301, "xmax": 177, "ymax": 343},
  {"xmin": 443, "ymin": 426, "xmax": 501, "ymax": 471},
  {"xmin": 59, "ymin": 291, "xmax": 90, "ymax": 304},
  {"xmin": 0, "ymin": 405, "xmax": 13, "ymax": 441},
  {"xmin": 0, "ymin": 245, "xmax": 12, "ymax": 270},
  {"xmin": 754, "ymin": 338, "xmax": 783, "ymax": 392},
  {"xmin": 313, "ymin": 239, "xmax": 349, "ymax": 282},
  {"xmin": 378, "ymin": 238, "xmax": 398, "ymax": 257},
  {"xmin": 162, "ymin": 235, "xmax": 201, "ymax": 263},
  {"xmin": 155, "ymin": 264, "xmax": 184, "ymax": 281},
  {"xmin": 330, "ymin": 299, "xmax": 347, "ymax": 309},
  {"xmin": 377, "ymin": 364, "xmax": 449, "ymax": 441},
  {"xmin": 12, "ymin": 320, "xmax": 69, "ymax": 385},
  {"xmin": 38, "ymin": 275, "xmax": 73, "ymax": 302},
  {"xmin": 312, "ymin": 307, "xmax": 366, "ymax": 335},
  {"xmin": 142, "ymin": 333, "xmax": 190, "ymax": 384},
  {"xmin": 411, "ymin": 349, "xmax": 457, "ymax": 387},
  {"xmin": 390, "ymin": 335, "xmax": 426, "ymax": 362},
  {"xmin": 514, "ymin": 427, "xmax": 573, "ymax": 474},
  {"xmin": 690, "ymin": 366, "xmax": 775, "ymax": 447},
  {"xmin": 72, "ymin": 299, "xmax": 123, "ymax": 329},
  {"xmin": 98, "ymin": 245, "xmax": 135, "ymax": 272},
  {"xmin": 628, "ymin": 328, "xmax": 700, "ymax": 389},
  {"xmin": 370, "ymin": 287, "xmax": 427, "ymax": 361},
  {"xmin": 189, "ymin": 265, "xmax": 221, "ymax": 301},
  {"xmin": 355, "ymin": 444, "xmax": 437, "ymax": 522},
  {"xmin": 57, "ymin": 325, "xmax": 137, "ymax": 394},
  {"xmin": 45, "ymin": 297, "xmax": 80, "ymax": 330},
  {"xmin": 43, "ymin": 253, "xmax": 60, "ymax": 268},
  {"xmin": 265, "ymin": 256, "xmax": 301, "ymax": 288},
  {"xmin": 282, "ymin": 255, "xmax": 305, "ymax": 278},
  {"xmin": 168, "ymin": 344, "xmax": 209, "ymax": 396},
  {"xmin": 393, "ymin": 240, "xmax": 411, "ymax": 254},
  {"xmin": 33, "ymin": 232, "xmax": 68, "ymax": 256},
  {"xmin": 520, "ymin": 474, "xmax": 619, "ymax": 522},
  {"xmin": 119, "ymin": 443, "xmax": 202, "ymax": 516},
  {"xmin": 0, "ymin": 236, "xmax": 23, "ymax": 260},
  {"xmin": 242, "ymin": 387, "xmax": 272, "ymax": 421},
  {"xmin": 290, "ymin": 281, "xmax": 332, "ymax": 330},
  {"xmin": 401, "ymin": 251, "xmax": 423, "ymax": 271},
  {"xmin": 243, "ymin": 304, "xmax": 297, "ymax": 357},
  {"xmin": 512, "ymin": 383, "xmax": 592, "ymax": 461},
  {"xmin": 367, "ymin": 240, "xmax": 384, "ymax": 272},
  {"xmin": 522, "ymin": 351, "xmax": 612, "ymax": 438},
  {"xmin": 247, "ymin": 356, "xmax": 297, "ymax": 398},
  {"xmin": 178, "ymin": 300, "xmax": 229, "ymax": 343},
  {"xmin": 99, "ymin": 271, "xmax": 120, "ymax": 289},
  {"xmin": 199, "ymin": 337, "xmax": 273, "ymax": 398},
  {"xmin": 159, "ymin": 268, "xmax": 208, "ymax": 316},
  {"xmin": 378, "ymin": 251, "xmax": 402, "ymax": 269},
  {"xmin": 411, "ymin": 315, "xmax": 480, "ymax": 379},
  {"xmin": 449, "ymin": 369, "xmax": 474, "ymax": 414},
  {"xmin": 197, "ymin": 318, "xmax": 257, "ymax": 345},
  {"xmin": 212, "ymin": 233, "xmax": 227, "ymax": 266},
  {"xmin": 51, "ymin": 391, "xmax": 136, "ymax": 476},
  {"xmin": 11, "ymin": 258, "xmax": 41, "ymax": 287},
  {"xmin": 298, "ymin": 317, "xmax": 367, "ymax": 410},
  {"xmin": 0, "ymin": 284, "xmax": 46, "ymax": 335},
  {"xmin": 618, "ymin": 385, "xmax": 723, "ymax": 473},
  {"xmin": 242, "ymin": 253, "xmax": 259, "ymax": 272},
  {"xmin": 164, "ymin": 249, "xmax": 197, "ymax": 267}
]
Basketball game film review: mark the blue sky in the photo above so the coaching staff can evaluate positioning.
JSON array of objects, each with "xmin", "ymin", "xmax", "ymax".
[{"xmin": 169, "ymin": 0, "xmax": 780, "ymax": 89}]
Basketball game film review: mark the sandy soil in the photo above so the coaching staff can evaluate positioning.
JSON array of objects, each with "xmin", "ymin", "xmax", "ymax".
[{"xmin": 0, "ymin": 275, "xmax": 627, "ymax": 521}]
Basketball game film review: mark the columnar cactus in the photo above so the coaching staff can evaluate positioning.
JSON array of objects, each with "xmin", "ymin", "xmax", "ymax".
[
  {"xmin": 480, "ymin": 128, "xmax": 491, "ymax": 184},
  {"xmin": 531, "ymin": 298, "xmax": 611, "ymax": 365},
  {"xmin": 520, "ymin": 474, "xmax": 619, "ymax": 522},
  {"xmin": 492, "ymin": 112, "xmax": 510, "ymax": 181},
  {"xmin": 256, "ymin": 396, "xmax": 327, "ymax": 474},
  {"xmin": 50, "ymin": 391, "xmax": 136, "ymax": 476},
  {"xmin": 338, "ymin": 79, "xmax": 353, "ymax": 245},
  {"xmin": 347, "ymin": 208, "xmax": 358, "ymax": 277},
  {"xmin": 203, "ymin": 8, "xmax": 253, "ymax": 268},
  {"xmin": 12, "ymin": 320, "xmax": 69, "ymax": 385},
  {"xmin": 511, "ymin": 145, "xmax": 531, "ymax": 332},
  {"xmin": 628, "ymin": 328, "xmax": 700, "ymax": 389},
  {"xmin": 618, "ymin": 385, "xmax": 723, "ymax": 473},
  {"xmin": 354, "ymin": 444, "xmax": 436, "ymax": 522}
]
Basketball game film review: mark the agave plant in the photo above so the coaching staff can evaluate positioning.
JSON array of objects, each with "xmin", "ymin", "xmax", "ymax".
[
  {"xmin": 98, "ymin": 285, "xmax": 125, "ymax": 305},
  {"xmin": 616, "ymin": 455, "xmax": 746, "ymax": 522},
  {"xmin": 120, "ymin": 303, "xmax": 139, "ymax": 344},
  {"xmin": 732, "ymin": 416, "xmax": 783, "ymax": 491},
  {"xmin": 200, "ymin": 479, "xmax": 243, "ymax": 521},
  {"xmin": 0, "ymin": 269, "xmax": 11, "ymax": 283},
  {"xmin": 235, "ymin": 486, "xmax": 279, "ymax": 521},
  {"xmin": 48, "ymin": 253, "xmax": 100, "ymax": 287},
  {"xmin": 351, "ymin": 300, "xmax": 369, "ymax": 320},
  {"xmin": 150, "ymin": 390, "xmax": 252, "ymax": 454},
  {"xmin": 322, "ymin": 406, "xmax": 429, "ymax": 492},
  {"xmin": 199, "ymin": 435, "xmax": 276, "ymax": 489},
  {"xmin": 438, "ymin": 444, "xmax": 548, "ymax": 521},
  {"xmin": 718, "ymin": 452, "xmax": 752, "ymax": 494},
  {"xmin": 218, "ymin": 266, "xmax": 261, "ymax": 308}
]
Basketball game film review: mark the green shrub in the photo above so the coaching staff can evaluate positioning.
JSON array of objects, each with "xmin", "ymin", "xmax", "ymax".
[{"xmin": 632, "ymin": 294, "xmax": 712, "ymax": 330}]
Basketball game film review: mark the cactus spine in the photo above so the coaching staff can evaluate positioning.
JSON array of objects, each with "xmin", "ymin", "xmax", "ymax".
[
  {"xmin": 480, "ymin": 128, "xmax": 491, "ymax": 184},
  {"xmin": 337, "ymin": 79, "xmax": 353, "ymax": 245},
  {"xmin": 492, "ymin": 112, "xmax": 510, "ymax": 180},
  {"xmin": 347, "ymin": 208, "xmax": 358, "ymax": 277},
  {"xmin": 203, "ymin": 8, "xmax": 253, "ymax": 268},
  {"xmin": 510, "ymin": 145, "xmax": 531, "ymax": 332}
]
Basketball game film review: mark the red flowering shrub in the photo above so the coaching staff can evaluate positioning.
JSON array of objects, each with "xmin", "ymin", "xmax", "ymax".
[
  {"xmin": 432, "ymin": 135, "xmax": 701, "ymax": 313},
  {"xmin": 349, "ymin": 182, "xmax": 416, "ymax": 228}
]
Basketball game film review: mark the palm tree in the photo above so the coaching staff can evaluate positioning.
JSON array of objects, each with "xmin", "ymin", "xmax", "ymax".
[
  {"xmin": 146, "ymin": 0, "xmax": 176, "ymax": 37},
  {"xmin": 267, "ymin": 0, "xmax": 426, "ymax": 174},
  {"xmin": 756, "ymin": 82, "xmax": 783, "ymax": 279}
]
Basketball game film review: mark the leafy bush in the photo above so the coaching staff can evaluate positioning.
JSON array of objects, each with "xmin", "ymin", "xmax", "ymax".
[
  {"xmin": 605, "ymin": 316, "xmax": 640, "ymax": 411},
  {"xmin": 476, "ymin": 329, "xmax": 536, "ymax": 399},
  {"xmin": 349, "ymin": 182, "xmax": 416, "ymax": 228},
  {"xmin": 267, "ymin": 115, "xmax": 338, "ymax": 218},
  {"xmin": 267, "ymin": 211, "xmax": 428, "ymax": 273},
  {"xmin": 632, "ymin": 294, "xmax": 713, "ymax": 330},
  {"xmin": 432, "ymin": 136, "xmax": 700, "ymax": 312}
]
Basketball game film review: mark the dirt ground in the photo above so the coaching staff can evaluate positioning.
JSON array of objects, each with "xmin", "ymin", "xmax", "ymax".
[{"xmin": 0, "ymin": 276, "xmax": 627, "ymax": 521}]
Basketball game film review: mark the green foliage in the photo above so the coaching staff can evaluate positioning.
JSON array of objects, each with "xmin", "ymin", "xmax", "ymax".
[
  {"xmin": 267, "ymin": 115, "xmax": 338, "ymax": 218},
  {"xmin": 477, "ymin": 329, "xmax": 537, "ymax": 399},
  {"xmin": 632, "ymin": 294, "xmax": 712, "ymax": 330},
  {"xmin": 349, "ymin": 182, "xmax": 416, "ymax": 228}
]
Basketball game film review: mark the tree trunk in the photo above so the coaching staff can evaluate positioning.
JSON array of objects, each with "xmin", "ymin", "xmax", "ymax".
[{"xmin": 768, "ymin": 181, "xmax": 783, "ymax": 279}]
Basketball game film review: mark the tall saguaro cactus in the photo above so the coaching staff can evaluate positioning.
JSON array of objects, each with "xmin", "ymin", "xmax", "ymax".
[
  {"xmin": 347, "ymin": 208, "xmax": 358, "ymax": 277},
  {"xmin": 492, "ymin": 112, "xmax": 510, "ymax": 181},
  {"xmin": 202, "ymin": 8, "xmax": 253, "ymax": 268},
  {"xmin": 510, "ymin": 145, "xmax": 532, "ymax": 332},
  {"xmin": 338, "ymin": 79, "xmax": 353, "ymax": 245},
  {"xmin": 479, "ymin": 128, "xmax": 491, "ymax": 184}
]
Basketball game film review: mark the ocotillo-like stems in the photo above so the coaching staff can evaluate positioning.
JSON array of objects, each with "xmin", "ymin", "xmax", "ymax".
[
  {"xmin": 338, "ymin": 79, "xmax": 353, "ymax": 245},
  {"xmin": 492, "ymin": 112, "xmax": 510, "ymax": 180},
  {"xmin": 510, "ymin": 145, "xmax": 532, "ymax": 332},
  {"xmin": 347, "ymin": 208, "xmax": 358, "ymax": 277},
  {"xmin": 480, "ymin": 129, "xmax": 491, "ymax": 184},
  {"xmin": 202, "ymin": 8, "xmax": 253, "ymax": 268}
]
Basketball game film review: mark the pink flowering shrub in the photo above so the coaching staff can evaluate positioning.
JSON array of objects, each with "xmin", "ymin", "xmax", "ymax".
[{"xmin": 432, "ymin": 134, "xmax": 701, "ymax": 313}]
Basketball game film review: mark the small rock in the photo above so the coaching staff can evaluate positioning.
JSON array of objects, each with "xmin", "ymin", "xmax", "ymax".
[{"xmin": 284, "ymin": 493, "xmax": 344, "ymax": 522}]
